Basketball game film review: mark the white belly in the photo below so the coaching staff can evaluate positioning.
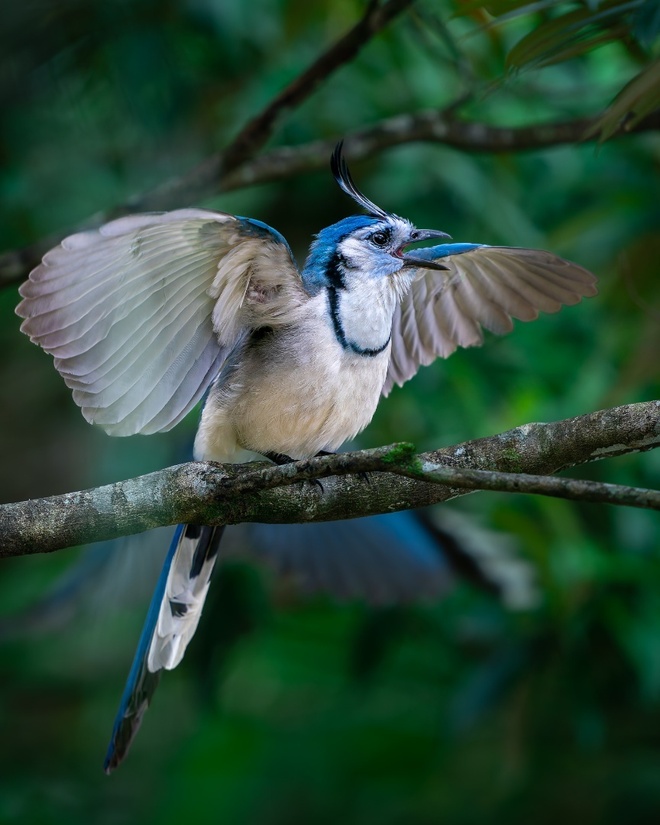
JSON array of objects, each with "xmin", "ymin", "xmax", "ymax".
[{"xmin": 194, "ymin": 315, "xmax": 390, "ymax": 462}]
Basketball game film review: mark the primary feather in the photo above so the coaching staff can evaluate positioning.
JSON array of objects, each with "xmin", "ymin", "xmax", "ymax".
[
  {"xmin": 385, "ymin": 244, "xmax": 597, "ymax": 393},
  {"xmin": 17, "ymin": 210, "xmax": 303, "ymax": 435}
]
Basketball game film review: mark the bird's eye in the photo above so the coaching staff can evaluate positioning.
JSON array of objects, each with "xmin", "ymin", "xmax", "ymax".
[{"xmin": 371, "ymin": 231, "xmax": 389, "ymax": 247}]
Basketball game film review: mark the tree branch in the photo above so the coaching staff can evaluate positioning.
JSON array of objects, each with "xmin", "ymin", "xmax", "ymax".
[
  {"xmin": 137, "ymin": 0, "xmax": 415, "ymax": 215},
  {"xmin": 1, "ymin": 401, "xmax": 658, "ymax": 559},
  {"xmin": 220, "ymin": 0, "xmax": 416, "ymax": 172},
  {"xmin": 390, "ymin": 462, "xmax": 660, "ymax": 511},
  {"xmin": 221, "ymin": 109, "xmax": 660, "ymax": 191},
  {"xmin": 0, "ymin": 0, "xmax": 414, "ymax": 288},
  {"xmin": 2, "ymin": 108, "xmax": 658, "ymax": 288}
]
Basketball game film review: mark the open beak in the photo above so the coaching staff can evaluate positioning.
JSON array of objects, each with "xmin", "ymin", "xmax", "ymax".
[{"xmin": 401, "ymin": 228, "xmax": 452, "ymax": 272}]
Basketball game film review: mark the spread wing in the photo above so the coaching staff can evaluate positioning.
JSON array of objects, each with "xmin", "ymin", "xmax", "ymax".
[
  {"xmin": 385, "ymin": 244, "xmax": 597, "ymax": 394},
  {"xmin": 17, "ymin": 209, "xmax": 303, "ymax": 435}
]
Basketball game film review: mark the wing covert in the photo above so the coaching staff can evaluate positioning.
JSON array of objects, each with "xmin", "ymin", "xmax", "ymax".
[
  {"xmin": 385, "ymin": 244, "xmax": 597, "ymax": 394},
  {"xmin": 17, "ymin": 209, "xmax": 301, "ymax": 435}
]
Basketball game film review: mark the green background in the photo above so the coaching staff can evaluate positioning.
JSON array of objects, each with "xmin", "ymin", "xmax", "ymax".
[{"xmin": 0, "ymin": 1, "xmax": 659, "ymax": 823}]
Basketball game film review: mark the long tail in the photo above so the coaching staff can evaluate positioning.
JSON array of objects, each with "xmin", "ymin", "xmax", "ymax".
[{"xmin": 104, "ymin": 523, "xmax": 225, "ymax": 773}]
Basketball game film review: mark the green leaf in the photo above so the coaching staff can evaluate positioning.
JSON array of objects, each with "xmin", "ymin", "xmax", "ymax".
[
  {"xmin": 506, "ymin": 0, "xmax": 645, "ymax": 70},
  {"xmin": 631, "ymin": 0, "xmax": 660, "ymax": 49},
  {"xmin": 451, "ymin": 0, "xmax": 543, "ymax": 17},
  {"xmin": 531, "ymin": 25, "xmax": 627, "ymax": 67},
  {"xmin": 590, "ymin": 58, "xmax": 660, "ymax": 141}
]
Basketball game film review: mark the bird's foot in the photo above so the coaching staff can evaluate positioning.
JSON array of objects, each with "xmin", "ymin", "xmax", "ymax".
[
  {"xmin": 315, "ymin": 450, "xmax": 371, "ymax": 484},
  {"xmin": 264, "ymin": 451, "xmax": 295, "ymax": 466},
  {"xmin": 264, "ymin": 451, "xmax": 325, "ymax": 492}
]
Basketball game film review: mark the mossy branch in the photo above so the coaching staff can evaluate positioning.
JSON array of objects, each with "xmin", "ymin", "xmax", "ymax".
[{"xmin": 1, "ymin": 401, "xmax": 658, "ymax": 559}]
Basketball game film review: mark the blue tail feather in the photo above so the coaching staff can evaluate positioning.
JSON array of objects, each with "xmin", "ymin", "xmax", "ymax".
[
  {"xmin": 104, "ymin": 523, "xmax": 224, "ymax": 773},
  {"xmin": 103, "ymin": 524, "xmax": 183, "ymax": 773}
]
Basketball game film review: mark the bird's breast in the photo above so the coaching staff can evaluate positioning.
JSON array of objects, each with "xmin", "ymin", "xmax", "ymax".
[{"xmin": 195, "ymin": 297, "xmax": 391, "ymax": 462}]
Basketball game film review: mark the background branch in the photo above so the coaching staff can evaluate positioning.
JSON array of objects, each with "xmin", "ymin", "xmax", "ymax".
[
  {"xmin": 222, "ymin": 109, "xmax": 660, "ymax": 191},
  {"xmin": 140, "ymin": 0, "xmax": 415, "ymax": 215},
  {"xmin": 0, "ymin": 0, "xmax": 412, "ymax": 287},
  {"xmin": 2, "ymin": 401, "xmax": 658, "ymax": 559},
  {"xmin": 220, "ymin": 0, "xmax": 415, "ymax": 172},
  {"xmin": 1, "ymin": 108, "xmax": 658, "ymax": 289}
]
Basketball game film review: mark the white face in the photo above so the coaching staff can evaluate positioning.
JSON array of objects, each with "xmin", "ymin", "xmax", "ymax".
[{"xmin": 337, "ymin": 217, "xmax": 418, "ymax": 281}]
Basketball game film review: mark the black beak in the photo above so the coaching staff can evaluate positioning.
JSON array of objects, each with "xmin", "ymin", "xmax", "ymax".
[
  {"xmin": 401, "ymin": 228, "xmax": 451, "ymax": 271},
  {"xmin": 411, "ymin": 229, "xmax": 451, "ymax": 242}
]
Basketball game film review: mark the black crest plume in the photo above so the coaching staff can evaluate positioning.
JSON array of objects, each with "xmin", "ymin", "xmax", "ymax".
[{"xmin": 331, "ymin": 141, "xmax": 389, "ymax": 220}]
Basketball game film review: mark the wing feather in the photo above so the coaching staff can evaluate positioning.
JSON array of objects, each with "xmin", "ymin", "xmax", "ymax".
[
  {"xmin": 17, "ymin": 209, "xmax": 302, "ymax": 435},
  {"xmin": 385, "ymin": 245, "xmax": 597, "ymax": 394}
]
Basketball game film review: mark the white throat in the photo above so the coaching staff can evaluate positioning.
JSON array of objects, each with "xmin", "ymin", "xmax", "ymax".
[{"xmin": 329, "ymin": 277, "xmax": 397, "ymax": 355}]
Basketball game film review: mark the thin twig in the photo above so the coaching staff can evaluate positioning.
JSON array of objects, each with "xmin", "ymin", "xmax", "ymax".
[
  {"xmin": 390, "ymin": 461, "xmax": 660, "ymax": 511},
  {"xmin": 222, "ymin": 442, "xmax": 417, "ymax": 495}
]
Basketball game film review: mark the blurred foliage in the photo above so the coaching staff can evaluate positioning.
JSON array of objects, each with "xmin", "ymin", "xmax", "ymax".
[
  {"xmin": 454, "ymin": 0, "xmax": 660, "ymax": 139},
  {"xmin": 0, "ymin": 0, "xmax": 659, "ymax": 823}
]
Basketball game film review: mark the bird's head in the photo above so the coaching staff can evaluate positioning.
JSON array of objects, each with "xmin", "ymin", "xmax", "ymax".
[{"xmin": 302, "ymin": 143, "xmax": 450, "ymax": 294}]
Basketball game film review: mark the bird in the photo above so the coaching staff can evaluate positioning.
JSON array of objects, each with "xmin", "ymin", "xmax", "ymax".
[{"xmin": 16, "ymin": 142, "xmax": 597, "ymax": 771}]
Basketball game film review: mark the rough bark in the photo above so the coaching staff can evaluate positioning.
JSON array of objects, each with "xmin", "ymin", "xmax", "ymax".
[{"xmin": 2, "ymin": 401, "xmax": 658, "ymax": 559}]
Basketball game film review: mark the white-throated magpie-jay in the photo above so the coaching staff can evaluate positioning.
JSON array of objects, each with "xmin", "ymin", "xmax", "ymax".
[{"xmin": 16, "ymin": 143, "xmax": 597, "ymax": 770}]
